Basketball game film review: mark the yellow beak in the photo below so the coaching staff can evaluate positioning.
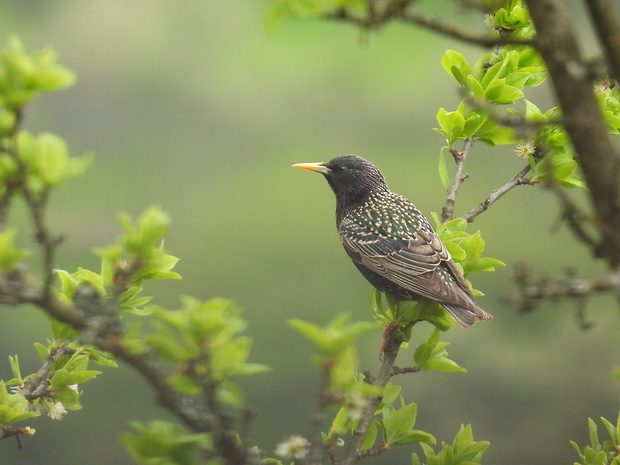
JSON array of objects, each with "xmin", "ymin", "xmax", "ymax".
[{"xmin": 292, "ymin": 162, "xmax": 330, "ymax": 175}]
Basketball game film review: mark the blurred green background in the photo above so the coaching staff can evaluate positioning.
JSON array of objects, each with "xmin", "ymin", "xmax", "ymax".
[{"xmin": 1, "ymin": 1, "xmax": 619, "ymax": 464}]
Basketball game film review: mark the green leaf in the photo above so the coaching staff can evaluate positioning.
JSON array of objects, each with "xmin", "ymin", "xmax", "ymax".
[
  {"xmin": 484, "ymin": 83, "xmax": 524, "ymax": 104},
  {"xmin": 532, "ymin": 152, "xmax": 580, "ymax": 185},
  {"xmin": 123, "ymin": 420, "xmax": 212, "ymax": 465},
  {"xmin": 601, "ymin": 414, "xmax": 620, "ymax": 445},
  {"xmin": 462, "ymin": 257, "xmax": 506, "ymax": 274},
  {"xmin": 0, "ymin": 382, "xmax": 40, "ymax": 425},
  {"xmin": 444, "ymin": 241, "xmax": 467, "ymax": 261},
  {"xmin": 438, "ymin": 147, "xmax": 450, "ymax": 189},
  {"xmin": 589, "ymin": 417, "xmax": 599, "ymax": 449},
  {"xmin": 439, "ymin": 217, "xmax": 468, "ymax": 234},
  {"xmin": 229, "ymin": 362, "xmax": 271, "ymax": 376},
  {"xmin": 505, "ymin": 71, "xmax": 531, "ymax": 89},
  {"xmin": 462, "ymin": 232, "xmax": 485, "ymax": 259},
  {"xmin": 9, "ymin": 355, "xmax": 22, "ymax": 384},
  {"xmin": 427, "ymin": 356, "xmax": 467, "ymax": 373},
  {"xmin": 441, "ymin": 50, "xmax": 471, "ymax": 79},
  {"xmin": 435, "ymin": 108, "xmax": 465, "ymax": 147},
  {"xmin": 370, "ymin": 287, "xmax": 392, "ymax": 325},
  {"xmin": 0, "ymin": 228, "xmax": 29, "ymax": 271},
  {"xmin": 288, "ymin": 314, "xmax": 373, "ymax": 357},
  {"xmin": 50, "ymin": 368, "xmax": 101, "ymax": 388},
  {"xmin": 73, "ymin": 268, "xmax": 105, "ymax": 295},
  {"xmin": 380, "ymin": 384, "xmax": 401, "ymax": 408},
  {"xmin": 382, "ymin": 402, "xmax": 418, "ymax": 447},
  {"xmin": 62, "ymin": 353, "xmax": 89, "ymax": 372},
  {"xmin": 414, "ymin": 342, "xmax": 433, "ymax": 369},
  {"xmin": 52, "ymin": 385, "xmax": 82, "ymax": 410},
  {"xmin": 405, "ymin": 430, "xmax": 436, "ymax": 446},
  {"xmin": 49, "ymin": 316, "xmax": 78, "ymax": 341},
  {"xmin": 361, "ymin": 420, "xmax": 378, "ymax": 449},
  {"xmin": 463, "ymin": 112, "xmax": 487, "ymax": 139},
  {"xmin": 34, "ymin": 343, "xmax": 48, "ymax": 362},
  {"xmin": 467, "ymin": 76, "xmax": 485, "ymax": 99},
  {"xmin": 476, "ymin": 121, "xmax": 517, "ymax": 146},
  {"xmin": 524, "ymin": 99, "xmax": 547, "ymax": 124},
  {"xmin": 169, "ymin": 373, "xmax": 203, "ymax": 394}
]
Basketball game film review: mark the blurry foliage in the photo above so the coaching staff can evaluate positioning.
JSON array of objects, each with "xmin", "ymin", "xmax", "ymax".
[{"xmin": 570, "ymin": 415, "xmax": 620, "ymax": 465}]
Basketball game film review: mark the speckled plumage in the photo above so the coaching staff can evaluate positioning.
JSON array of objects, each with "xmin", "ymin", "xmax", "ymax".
[{"xmin": 293, "ymin": 154, "xmax": 492, "ymax": 327}]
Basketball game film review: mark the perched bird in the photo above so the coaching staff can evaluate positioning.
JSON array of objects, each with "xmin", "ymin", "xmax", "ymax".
[{"xmin": 293, "ymin": 154, "xmax": 491, "ymax": 327}]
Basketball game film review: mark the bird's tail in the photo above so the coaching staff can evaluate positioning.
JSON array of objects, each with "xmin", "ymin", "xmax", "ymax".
[{"xmin": 441, "ymin": 303, "xmax": 493, "ymax": 328}]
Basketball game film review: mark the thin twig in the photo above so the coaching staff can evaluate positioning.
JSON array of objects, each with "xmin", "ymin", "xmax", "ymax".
[
  {"xmin": 304, "ymin": 372, "xmax": 333, "ymax": 465},
  {"xmin": 22, "ymin": 189, "xmax": 64, "ymax": 303},
  {"xmin": 357, "ymin": 443, "xmax": 389, "ymax": 459},
  {"xmin": 441, "ymin": 138, "xmax": 474, "ymax": 223},
  {"xmin": 585, "ymin": 0, "xmax": 620, "ymax": 84},
  {"xmin": 327, "ymin": 4, "xmax": 535, "ymax": 48},
  {"xmin": 399, "ymin": 10, "xmax": 536, "ymax": 48},
  {"xmin": 390, "ymin": 365, "xmax": 421, "ymax": 376},
  {"xmin": 461, "ymin": 163, "xmax": 532, "ymax": 222},
  {"xmin": 508, "ymin": 262, "xmax": 620, "ymax": 328},
  {"xmin": 527, "ymin": 0, "xmax": 620, "ymax": 268},
  {"xmin": 0, "ymin": 426, "xmax": 34, "ymax": 445},
  {"xmin": 19, "ymin": 341, "xmax": 72, "ymax": 401},
  {"xmin": 549, "ymin": 182, "xmax": 602, "ymax": 256},
  {"xmin": 334, "ymin": 334, "xmax": 401, "ymax": 465},
  {"xmin": 188, "ymin": 346, "xmax": 251, "ymax": 465},
  {"xmin": 0, "ymin": 276, "xmax": 215, "ymax": 434}
]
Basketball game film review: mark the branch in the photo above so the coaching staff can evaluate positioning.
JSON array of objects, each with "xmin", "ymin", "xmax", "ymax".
[
  {"xmin": 526, "ymin": 0, "xmax": 620, "ymax": 268},
  {"xmin": 190, "ymin": 358, "xmax": 251, "ymax": 465},
  {"xmin": 585, "ymin": 0, "xmax": 620, "ymax": 84},
  {"xmin": 390, "ymin": 365, "xmax": 421, "ymax": 376},
  {"xmin": 327, "ymin": 4, "xmax": 535, "ymax": 48},
  {"xmin": 461, "ymin": 163, "xmax": 532, "ymax": 222},
  {"xmin": 21, "ymin": 188, "xmax": 64, "ymax": 303},
  {"xmin": 19, "ymin": 342, "xmax": 72, "ymax": 401},
  {"xmin": 441, "ymin": 138, "xmax": 473, "ymax": 223},
  {"xmin": 303, "ymin": 372, "xmax": 333, "ymax": 465},
  {"xmin": 0, "ymin": 275, "xmax": 211, "ymax": 431},
  {"xmin": 398, "ymin": 10, "xmax": 536, "ymax": 48},
  {"xmin": 508, "ymin": 262, "xmax": 620, "ymax": 329},
  {"xmin": 334, "ymin": 332, "xmax": 402, "ymax": 465},
  {"xmin": 0, "ymin": 133, "xmax": 63, "ymax": 303},
  {"xmin": 0, "ymin": 426, "xmax": 35, "ymax": 445},
  {"xmin": 548, "ymin": 182, "xmax": 603, "ymax": 256}
]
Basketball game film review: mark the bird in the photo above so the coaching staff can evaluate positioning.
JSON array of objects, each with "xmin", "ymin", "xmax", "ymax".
[{"xmin": 292, "ymin": 154, "xmax": 492, "ymax": 327}]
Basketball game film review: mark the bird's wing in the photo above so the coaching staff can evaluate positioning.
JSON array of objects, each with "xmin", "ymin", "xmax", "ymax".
[{"xmin": 339, "ymin": 215, "xmax": 472, "ymax": 303}]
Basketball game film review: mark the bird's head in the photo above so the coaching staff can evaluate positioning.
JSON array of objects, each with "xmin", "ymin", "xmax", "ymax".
[{"xmin": 293, "ymin": 155, "xmax": 388, "ymax": 211}]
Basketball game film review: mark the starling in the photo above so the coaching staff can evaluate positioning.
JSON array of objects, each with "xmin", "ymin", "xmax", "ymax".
[{"xmin": 293, "ymin": 154, "xmax": 492, "ymax": 327}]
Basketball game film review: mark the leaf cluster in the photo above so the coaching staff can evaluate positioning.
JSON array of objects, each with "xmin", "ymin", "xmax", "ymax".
[
  {"xmin": 123, "ymin": 420, "xmax": 214, "ymax": 465},
  {"xmin": 432, "ymin": 214, "xmax": 505, "ymax": 290},
  {"xmin": 57, "ymin": 206, "xmax": 181, "ymax": 317},
  {"xmin": 570, "ymin": 415, "xmax": 620, "ymax": 465},
  {"xmin": 265, "ymin": 0, "xmax": 367, "ymax": 31},
  {"xmin": 412, "ymin": 424, "xmax": 490, "ymax": 465},
  {"xmin": 144, "ymin": 296, "xmax": 270, "ymax": 406},
  {"xmin": 1, "ymin": 343, "xmax": 113, "ymax": 428},
  {"xmin": 0, "ymin": 36, "xmax": 88, "ymax": 205},
  {"xmin": 0, "ymin": 35, "xmax": 75, "ymax": 112},
  {"xmin": 435, "ymin": 0, "xmax": 601, "ymax": 191},
  {"xmin": 289, "ymin": 313, "xmax": 373, "ymax": 390}
]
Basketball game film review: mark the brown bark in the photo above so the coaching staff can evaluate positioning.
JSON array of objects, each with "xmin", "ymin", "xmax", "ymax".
[{"xmin": 526, "ymin": 0, "xmax": 620, "ymax": 266}]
